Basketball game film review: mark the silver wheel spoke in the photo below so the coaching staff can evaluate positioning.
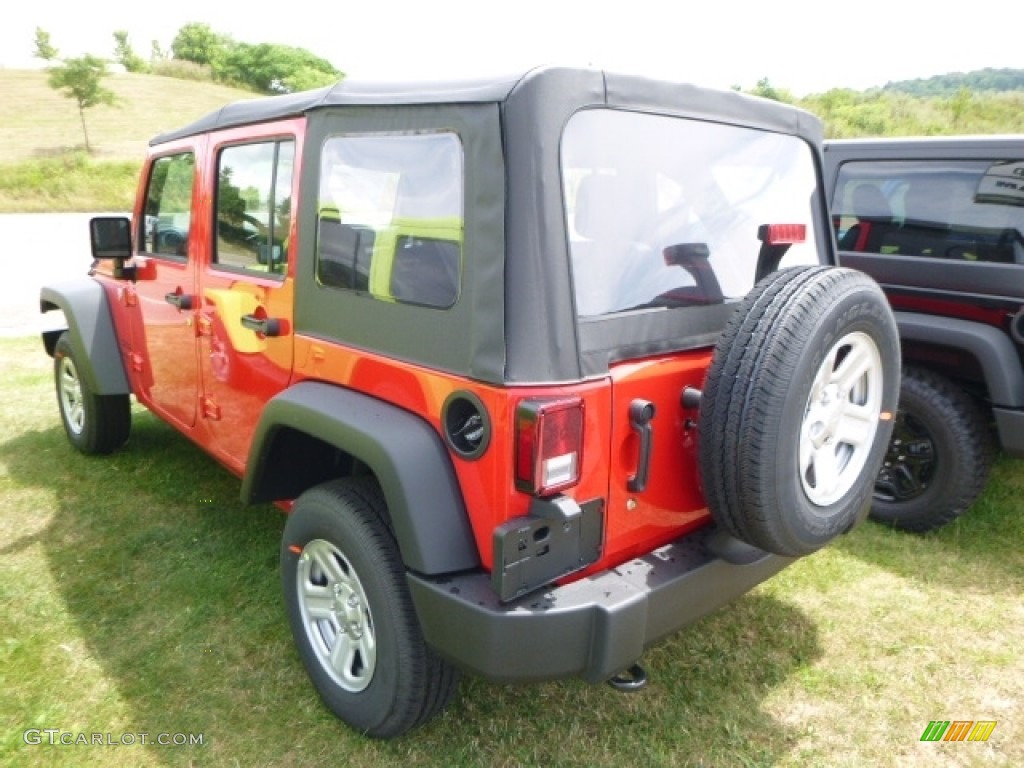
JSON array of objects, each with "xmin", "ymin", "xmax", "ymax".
[
  {"xmin": 301, "ymin": 584, "xmax": 336, "ymax": 622},
  {"xmin": 800, "ymin": 331, "xmax": 884, "ymax": 506},
  {"xmin": 835, "ymin": 401, "xmax": 877, "ymax": 449},
  {"xmin": 295, "ymin": 538, "xmax": 377, "ymax": 693},
  {"xmin": 831, "ymin": 339, "xmax": 875, "ymax": 394}
]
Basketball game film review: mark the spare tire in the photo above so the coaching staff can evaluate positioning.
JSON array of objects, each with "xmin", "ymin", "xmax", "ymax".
[{"xmin": 698, "ymin": 266, "xmax": 900, "ymax": 556}]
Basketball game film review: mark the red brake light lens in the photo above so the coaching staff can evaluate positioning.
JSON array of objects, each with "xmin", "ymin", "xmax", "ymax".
[
  {"xmin": 514, "ymin": 397, "xmax": 584, "ymax": 496},
  {"xmin": 760, "ymin": 223, "xmax": 807, "ymax": 245}
]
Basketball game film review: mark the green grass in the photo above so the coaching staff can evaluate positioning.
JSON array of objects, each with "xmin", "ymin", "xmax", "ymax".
[{"xmin": 1, "ymin": 334, "xmax": 1021, "ymax": 767}]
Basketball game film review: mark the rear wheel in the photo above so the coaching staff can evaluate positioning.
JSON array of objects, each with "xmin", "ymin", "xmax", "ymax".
[
  {"xmin": 281, "ymin": 477, "xmax": 459, "ymax": 738},
  {"xmin": 53, "ymin": 332, "xmax": 130, "ymax": 455},
  {"xmin": 699, "ymin": 266, "xmax": 900, "ymax": 556},
  {"xmin": 870, "ymin": 366, "xmax": 993, "ymax": 531}
]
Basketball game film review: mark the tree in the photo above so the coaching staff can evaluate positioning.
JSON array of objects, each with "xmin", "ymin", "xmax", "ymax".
[
  {"xmin": 749, "ymin": 77, "xmax": 793, "ymax": 103},
  {"xmin": 113, "ymin": 30, "xmax": 148, "ymax": 73},
  {"xmin": 33, "ymin": 27, "xmax": 59, "ymax": 61},
  {"xmin": 950, "ymin": 86, "xmax": 972, "ymax": 128},
  {"xmin": 47, "ymin": 55, "xmax": 118, "ymax": 153},
  {"xmin": 219, "ymin": 42, "xmax": 341, "ymax": 94},
  {"xmin": 171, "ymin": 22, "xmax": 229, "ymax": 69}
]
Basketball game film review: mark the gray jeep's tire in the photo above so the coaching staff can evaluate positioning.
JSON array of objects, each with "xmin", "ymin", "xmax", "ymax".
[
  {"xmin": 281, "ymin": 477, "xmax": 459, "ymax": 738},
  {"xmin": 698, "ymin": 266, "xmax": 901, "ymax": 556},
  {"xmin": 871, "ymin": 366, "xmax": 993, "ymax": 531},
  {"xmin": 53, "ymin": 332, "xmax": 130, "ymax": 455}
]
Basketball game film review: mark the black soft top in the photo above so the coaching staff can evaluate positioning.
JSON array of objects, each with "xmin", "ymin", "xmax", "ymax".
[{"xmin": 151, "ymin": 65, "xmax": 822, "ymax": 147}]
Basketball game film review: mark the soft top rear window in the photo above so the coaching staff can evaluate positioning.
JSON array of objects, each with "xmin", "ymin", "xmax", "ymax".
[{"xmin": 562, "ymin": 109, "xmax": 820, "ymax": 318}]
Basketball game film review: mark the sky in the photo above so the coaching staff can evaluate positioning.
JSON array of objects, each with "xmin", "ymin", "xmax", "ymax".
[{"xmin": 1, "ymin": 0, "xmax": 1019, "ymax": 96}]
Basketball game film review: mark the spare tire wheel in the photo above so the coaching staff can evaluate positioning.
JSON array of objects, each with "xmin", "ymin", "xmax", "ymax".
[{"xmin": 698, "ymin": 265, "xmax": 900, "ymax": 557}]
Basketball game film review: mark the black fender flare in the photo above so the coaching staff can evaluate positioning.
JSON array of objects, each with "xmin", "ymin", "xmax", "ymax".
[
  {"xmin": 40, "ymin": 279, "xmax": 130, "ymax": 396},
  {"xmin": 895, "ymin": 311, "xmax": 1024, "ymax": 408},
  {"xmin": 242, "ymin": 381, "xmax": 480, "ymax": 575}
]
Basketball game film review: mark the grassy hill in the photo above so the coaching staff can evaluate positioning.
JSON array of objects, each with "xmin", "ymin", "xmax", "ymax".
[{"xmin": 0, "ymin": 69, "xmax": 256, "ymax": 164}]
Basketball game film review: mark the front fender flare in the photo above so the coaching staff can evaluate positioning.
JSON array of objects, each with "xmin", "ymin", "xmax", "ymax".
[
  {"xmin": 242, "ymin": 381, "xmax": 480, "ymax": 575},
  {"xmin": 40, "ymin": 279, "xmax": 130, "ymax": 395}
]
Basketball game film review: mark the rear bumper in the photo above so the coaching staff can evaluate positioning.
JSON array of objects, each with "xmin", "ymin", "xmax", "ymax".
[
  {"xmin": 407, "ymin": 526, "xmax": 793, "ymax": 684},
  {"xmin": 994, "ymin": 406, "xmax": 1024, "ymax": 457}
]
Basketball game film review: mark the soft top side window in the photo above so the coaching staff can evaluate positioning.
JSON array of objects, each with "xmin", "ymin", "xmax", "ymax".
[
  {"xmin": 315, "ymin": 132, "xmax": 464, "ymax": 309},
  {"xmin": 142, "ymin": 152, "xmax": 195, "ymax": 259},
  {"xmin": 833, "ymin": 159, "xmax": 1024, "ymax": 264}
]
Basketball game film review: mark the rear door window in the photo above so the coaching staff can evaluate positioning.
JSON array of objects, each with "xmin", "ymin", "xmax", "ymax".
[{"xmin": 833, "ymin": 159, "xmax": 1024, "ymax": 264}]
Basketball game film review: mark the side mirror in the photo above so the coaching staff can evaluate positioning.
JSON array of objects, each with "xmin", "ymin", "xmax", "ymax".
[{"xmin": 90, "ymin": 216, "xmax": 133, "ymax": 260}]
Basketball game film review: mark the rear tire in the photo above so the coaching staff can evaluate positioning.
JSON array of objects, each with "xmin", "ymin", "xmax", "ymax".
[
  {"xmin": 698, "ymin": 266, "xmax": 900, "ymax": 556},
  {"xmin": 53, "ymin": 332, "xmax": 130, "ymax": 455},
  {"xmin": 281, "ymin": 477, "xmax": 459, "ymax": 738},
  {"xmin": 870, "ymin": 366, "xmax": 993, "ymax": 531}
]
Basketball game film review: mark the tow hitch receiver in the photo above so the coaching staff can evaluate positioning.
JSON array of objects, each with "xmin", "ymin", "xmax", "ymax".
[{"xmin": 607, "ymin": 663, "xmax": 648, "ymax": 692}]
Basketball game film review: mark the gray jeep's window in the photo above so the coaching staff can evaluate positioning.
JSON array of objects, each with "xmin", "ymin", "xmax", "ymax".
[
  {"xmin": 562, "ymin": 109, "xmax": 820, "ymax": 317},
  {"xmin": 142, "ymin": 152, "xmax": 195, "ymax": 259},
  {"xmin": 316, "ymin": 132, "xmax": 464, "ymax": 309},
  {"xmin": 833, "ymin": 159, "xmax": 1024, "ymax": 264},
  {"xmin": 215, "ymin": 140, "xmax": 295, "ymax": 276}
]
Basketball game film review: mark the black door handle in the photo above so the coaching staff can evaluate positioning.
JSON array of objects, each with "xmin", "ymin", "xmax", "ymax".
[
  {"xmin": 627, "ymin": 399, "xmax": 656, "ymax": 493},
  {"xmin": 240, "ymin": 314, "xmax": 282, "ymax": 337},
  {"xmin": 164, "ymin": 292, "xmax": 193, "ymax": 310}
]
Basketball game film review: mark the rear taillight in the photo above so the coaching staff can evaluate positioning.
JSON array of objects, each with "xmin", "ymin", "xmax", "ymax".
[{"xmin": 514, "ymin": 397, "xmax": 584, "ymax": 496}]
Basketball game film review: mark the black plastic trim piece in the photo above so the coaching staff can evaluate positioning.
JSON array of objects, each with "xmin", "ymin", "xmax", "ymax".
[
  {"xmin": 408, "ymin": 525, "xmax": 792, "ymax": 684},
  {"xmin": 243, "ymin": 381, "xmax": 479, "ymax": 574},
  {"xmin": 39, "ymin": 279, "xmax": 130, "ymax": 395},
  {"xmin": 993, "ymin": 407, "xmax": 1024, "ymax": 457},
  {"xmin": 894, "ymin": 311, "xmax": 1024, "ymax": 407}
]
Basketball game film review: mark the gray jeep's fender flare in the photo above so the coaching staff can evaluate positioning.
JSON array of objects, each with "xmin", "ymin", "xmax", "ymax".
[
  {"xmin": 895, "ymin": 311, "xmax": 1024, "ymax": 407},
  {"xmin": 39, "ymin": 279, "xmax": 130, "ymax": 395},
  {"xmin": 242, "ymin": 381, "xmax": 480, "ymax": 576}
]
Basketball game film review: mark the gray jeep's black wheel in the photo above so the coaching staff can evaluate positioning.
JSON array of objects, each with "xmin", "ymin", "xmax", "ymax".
[
  {"xmin": 698, "ymin": 266, "xmax": 901, "ymax": 556},
  {"xmin": 281, "ymin": 477, "xmax": 459, "ymax": 738},
  {"xmin": 53, "ymin": 332, "xmax": 130, "ymax": 455},
  {"xmin": 871, "ymin": 366, "xmax": 993, "ymax": 532}
]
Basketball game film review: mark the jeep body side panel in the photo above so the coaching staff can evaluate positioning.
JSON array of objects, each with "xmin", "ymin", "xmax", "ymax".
[
  {"xmin": 409, "ymin": 526, "xmax": 792, "ymax": 683},
  {"xmin": 40, "ymin": 279, "xmax": 130, "ymax": 395},
  {"xmin": 242, "ymin": 381, "xmax": 479, "ymax": 575},
  {"xmin": 294, "ymin": 104, "xmax": 506, "ymax": 385}
]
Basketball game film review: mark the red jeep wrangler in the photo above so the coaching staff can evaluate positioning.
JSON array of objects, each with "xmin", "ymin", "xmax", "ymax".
[{"xmin": 41, "ymin": 66, "xmax": 899, "ymax": 738}]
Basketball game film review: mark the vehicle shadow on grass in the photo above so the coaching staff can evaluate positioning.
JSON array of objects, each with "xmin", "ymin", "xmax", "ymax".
[
  {"xmin": 1, "ymin": 412, "xmax": 822, "ymax": 768},
  {"xmin": 833, "ymin": 454, "xmax": 1024, "ymax": 594}
]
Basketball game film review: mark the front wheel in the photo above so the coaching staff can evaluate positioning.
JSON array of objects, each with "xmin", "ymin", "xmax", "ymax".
[
  {"xmin": 281, "ymin": 478, "xmax": 459, "ymax": 738},
  {"xmin": 53, "ymin": 332, "xmax": 130, "ymax": 455},
  {"xmin": 870, "ymin": 366, "xmax": 993, "ymax": 531}
]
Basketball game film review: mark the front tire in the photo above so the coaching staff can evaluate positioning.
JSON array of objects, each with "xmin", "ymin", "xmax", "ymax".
[
  {"xmin": 281, "ymin": 478, "xmax": 459, "ymax": 738},
  {"xmin": 699, "ymin": 266, "xmax": 901, "ymax": 556},
  {"xmin": 870, "ymin": 366, "xmax": 993, "ymax": 531},
  {"xmin": 53, "ymin": 332, "xmax": 130, "ymax": 455}
]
